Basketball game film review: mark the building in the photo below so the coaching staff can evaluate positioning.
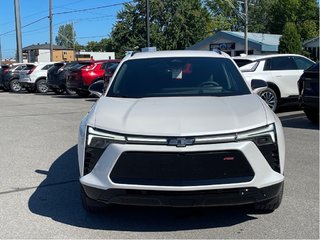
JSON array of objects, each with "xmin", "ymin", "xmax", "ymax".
[
  {"xmin": 23, "ymin": 43, "xmax": 74, "ymax": 62},
  {"xmin": 188, "ymin": 31, "xmax": 282, "ymax": 56},
  {"xmin": 75, "ymin": 51, "xmax": 115, "ymax": 61},
  {"xmin": 303, "ymin": 37, "xmax": 319, "ymax": 61}
]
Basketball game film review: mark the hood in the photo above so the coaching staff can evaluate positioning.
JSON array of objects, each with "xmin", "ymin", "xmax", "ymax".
[{"xmin": 91, "ymin": 94, "xmax": 268, "ymax": 136}]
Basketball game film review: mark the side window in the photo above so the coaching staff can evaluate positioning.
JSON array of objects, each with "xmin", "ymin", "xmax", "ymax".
[
  {"xmin": 293, "ymin": 57, "xmax": 314, "ymax": 70},
  {"xmin": 264, "ymin": 57, "xmax": 297, "ymax": 71},
  {"xmin": 15, "ymin": 65, "xmax": 25, "ymax": 71},
  {"xmin": 42, "ymin": 64, "xmax": 53, "ymax": 70},
  {"xmin": 26, "ymin": 65, "xmax": 35, "ymax": 70}
]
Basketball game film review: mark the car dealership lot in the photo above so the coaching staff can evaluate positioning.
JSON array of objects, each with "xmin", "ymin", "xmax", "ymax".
[{"xmin": 0, "ymin": 92, "xmax": 318, "ymax": 239}]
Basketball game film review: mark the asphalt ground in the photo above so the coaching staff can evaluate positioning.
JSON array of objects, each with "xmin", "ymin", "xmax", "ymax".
[{"xmin": 0, "ymin": 91, "xmax": 319, "ymax": 239}]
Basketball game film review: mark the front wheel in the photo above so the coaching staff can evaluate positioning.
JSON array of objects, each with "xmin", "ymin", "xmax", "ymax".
[
  {"xmin": 66, "ymin": 88, "xmax": 76, "ymax": 95},
  {"xmin": 36, "ymin": 79, "xmax": 49, "ymax": 93},
  {"xmin": 258, "ymin": 87, "xmax": 278, "ymax": 112},
  {"xmin": 10, "ymin": 79, "xmax": 22, "ymax": 92}
]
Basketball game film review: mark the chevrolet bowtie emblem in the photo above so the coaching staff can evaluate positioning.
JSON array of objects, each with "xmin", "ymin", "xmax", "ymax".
[{"xmin": 167, "ymin": 137, "xmax": 195, "ymax": 147}]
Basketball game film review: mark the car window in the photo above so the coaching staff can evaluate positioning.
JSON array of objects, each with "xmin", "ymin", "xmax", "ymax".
[
  {"xmin": 15, "ymin": 65, "xmax": 26, "ymax": 71},
  {"xmin": 233, "ymin": 59, "xmax": 254, "ymax": 67},
  {"xmin": 264, "ymin": 57, "xmax": 297, "ymax": 71},
  {"xmin": 293, "ymin": 57, "xmax": 314, "ymax": 70},
  {"xmin": 239, "ymin": 61, "xmax": 259, "ymax": 72},
  {"xmin": 42, "ymin": 64, "xmax": 54, "ymax": 70},
  {"xmin": 107, "ymin": 57, "xmax": 250, "ymax": 98},
  {"xmin": 105, "ymin": 62, "xmax": 119, "ymax": 74}
]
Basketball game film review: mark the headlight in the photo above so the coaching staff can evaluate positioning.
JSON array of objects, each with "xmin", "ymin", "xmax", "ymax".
[
  {"xmin": 87, "ymin": 127, "xmax": 126, "ymax": 149},
  {"xmin": 236, "ymin": 124, "xmax": 276, "ymax": 146}
]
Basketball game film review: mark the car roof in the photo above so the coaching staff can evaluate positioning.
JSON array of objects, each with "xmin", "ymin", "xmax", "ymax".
[
  {"xmin": 232, "ymin": 53, "xmax": 309, "ymax": 61},
  {"xmin": 126, "ymin": 50, "xmax": 230, "ymax": 60}
]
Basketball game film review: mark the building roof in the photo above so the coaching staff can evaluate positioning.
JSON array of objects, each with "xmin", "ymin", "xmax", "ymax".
[
  {"xmin": 23, "ymin": 44, "xmax": 73, "ymax": 51},
  {"xmin": 303, "ymin": 37, "xmax": 319, "ymax": 48},
  {"xmin": 188, "ymin": 31, "xmax": 282, "ymax": 52}
]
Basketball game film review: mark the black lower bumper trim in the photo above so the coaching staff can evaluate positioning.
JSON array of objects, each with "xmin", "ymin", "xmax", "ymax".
[{"xmin": 82, "ymin": 182, "xmax": 284, "ymax": 207}]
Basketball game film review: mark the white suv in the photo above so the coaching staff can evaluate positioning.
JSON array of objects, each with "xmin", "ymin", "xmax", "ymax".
[
  {"xmin": 19, "ymin": 62, "xmax": 54, "ymax": 93},
  {"xmin": 78, "ymin": 50, "xmax": 285, "ymax": 212},
  {"xmin": 233, "ymin": 54, "xmax": 314, "ymax": 111}
]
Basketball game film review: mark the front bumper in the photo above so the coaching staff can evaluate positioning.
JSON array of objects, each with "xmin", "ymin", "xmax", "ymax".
[{"xmin": 82, "ymin": 182, "xmax": 284, "ymax": 207}]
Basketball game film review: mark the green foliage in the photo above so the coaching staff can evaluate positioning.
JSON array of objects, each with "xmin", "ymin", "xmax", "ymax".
[
  {"xmin": 278, "ymin": 22, "xmax": 301, "ymax": 54},
  {"xmin": 111, "ymin": 0, "xmax": 211, "ymax": 57},
  {"xmin": 205, "ymin": 0, "xmax": 243, "ymax": 32},
  {"xmin": 269, "ymin": 0, "xmax": 319, "ymax": 40},
  {"xmin": 248, "ymin": 0, "xmax": 276, "ymax": 33},
  {"xmin": 55, "ymin": 24, "xmax": 77, "ymax": 48}
]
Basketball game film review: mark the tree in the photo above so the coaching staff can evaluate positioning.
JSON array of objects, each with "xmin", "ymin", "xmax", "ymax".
[
  {"xmin": 55, "ymin": 23, "xmax": 77, "ymax": 48},
  {"xmin": 248, "ymin": 0, "xmax": 276, "ymax": 33},
  {"xmin": 205, "ymin": 0, "xmax": 242, "ymax": 32},
  {"xmin": 111, "ymin": 0, "xmax": 211, "ymax": 57},
  {"xmin": 278, "ymin": 22, "xmax": 301, "ymax": 54},
  {"xmin": 269, "ymin": 0, "xmax": 319, "ymax": 40}
]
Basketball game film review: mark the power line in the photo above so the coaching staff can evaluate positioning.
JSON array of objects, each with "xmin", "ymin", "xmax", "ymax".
[
  {"xmin": 0, "ymin": 16, "xmax": 47, "ymax": 36},
  {"xmin": 53, "ymin": 1, "xmax": 132, "ymax": 15}
]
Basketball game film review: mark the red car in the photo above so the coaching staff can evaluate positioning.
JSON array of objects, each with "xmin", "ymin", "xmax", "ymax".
[{"xmin": 66, "ymin": 59, "xmax": 120, "ymax": 97}]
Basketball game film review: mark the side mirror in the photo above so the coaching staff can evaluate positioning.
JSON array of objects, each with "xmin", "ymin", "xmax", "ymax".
[
  {"xmin": 251, "ymin": 79, "xmax": 267, "ymax": 92},
  {"xmin": 88, "ymin": 80, "xmax": 104, "ymax": 97}
]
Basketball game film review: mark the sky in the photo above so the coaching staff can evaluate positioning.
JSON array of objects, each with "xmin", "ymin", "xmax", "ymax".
[{"xmin": 0, "ymin": 0, "xmax": 128, "ymax": 59}]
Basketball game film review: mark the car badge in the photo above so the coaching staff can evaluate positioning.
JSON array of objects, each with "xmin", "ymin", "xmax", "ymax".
[{"xmin": 167, "ymin": 137, "xmax": 195, "ymax": 147}]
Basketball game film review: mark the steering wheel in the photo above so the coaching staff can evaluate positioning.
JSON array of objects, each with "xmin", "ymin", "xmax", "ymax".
[{"xmin": 199, "ymin": 81, "xmax": 220, "ymax": 87}]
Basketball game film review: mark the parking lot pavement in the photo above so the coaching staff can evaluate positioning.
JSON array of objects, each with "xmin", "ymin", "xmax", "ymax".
[{"xmin": 0, "ymin": 91, "xmax": 319, "ymax": 239}]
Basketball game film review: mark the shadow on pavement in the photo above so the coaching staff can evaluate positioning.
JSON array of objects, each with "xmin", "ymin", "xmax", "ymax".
[
  {"xmin": 29, "ymin": 145, "xmax": 258, "ymax": 231},
  {"xmin": 279, "ymin": 112, "xmax": 319, "ymax": 130}
]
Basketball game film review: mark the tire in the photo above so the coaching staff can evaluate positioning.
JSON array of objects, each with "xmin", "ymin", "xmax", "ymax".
[
  {"xmin": 304, "ymin": 109, "xmax": 319, "ymax": 124},
  {"xmin": 36, "ymin": 79, "xmax": 49, "ymax": 93},
  {"xmin": 66, "ymin": 88, "xmax": 76, "ymax": 95},
  {"xmin": 258, "ymin": 87, "xmax": 278, "ymax": 112},
  {"xmin": 254, "ymin": 184, "xmax": 283, "ymax": 212},
  {"xmin": 75, "ymin": 90, "xmax": 90, "ymax": 98},
  {"xmin": 9, "ymin": 79, "xmax": 22, "ymax": 92},
  {"xmin": 80, "ymin": 185, "xmax": 105, "ymax": 213},
  {"xmin": 53, "ymin": 88, "xmax": 65, "ymax": 95}
]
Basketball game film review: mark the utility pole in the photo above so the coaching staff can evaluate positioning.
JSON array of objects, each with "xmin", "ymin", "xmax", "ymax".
[
  {"xmin": 72, "ymin": 21, "xmax": 76, "ymax": 61},
  {"xmin": 14, "ymin": 0, "xmax": 23, "ymax": 62},
  {"xmin": 244, "ymin": 0, "xmax": 248, "ymax": 55},
  {"xmin": 145, "ymin": 0, "xmax": 150, "ymax": 47},
  {"xmin": 49, "ymin": 0, "xmax": 53, "ymax": 61},
  {"xmin": 0, "ymin": 38, "xmax": 2, "ymax": 63}
]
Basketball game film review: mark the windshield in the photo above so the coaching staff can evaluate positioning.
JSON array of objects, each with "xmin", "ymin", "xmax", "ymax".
[{"xmin": 107, "ymin": 57, "xmax": 250, "ymax": 98}]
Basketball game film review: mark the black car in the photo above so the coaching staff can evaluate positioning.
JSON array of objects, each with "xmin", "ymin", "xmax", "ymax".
[
  {"xmin": 47, "ymin": 62, "xmax": 66, "ymax": 94},
  {"xmin": 47, "ymin": 62, "xmax": 82, "ymax": 95},
  {"xmin": 0, "ymin": 65, "xmax": 11, "ymax": 89},
  {"xmin": 298, "ymin": 63, "xmax": 319, "ymax": 124}
]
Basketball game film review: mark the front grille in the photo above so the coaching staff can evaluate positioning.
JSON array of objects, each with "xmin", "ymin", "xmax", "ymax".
[{"xmin": 110, "ymin": 150, "xmax": 254, "ymax": 186}]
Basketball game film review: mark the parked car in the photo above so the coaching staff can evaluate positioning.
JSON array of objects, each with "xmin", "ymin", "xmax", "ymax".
[
  {"xmin": 66, "ymin": 59, "xmax": 120, "ymax": 97},
  {"xmin": 0, "ymin": 64, "xmax": 11, "ymax": 89},
  {"xmin": 47, "ymin": 62, "xmax": 66, "ymax": 94},
  {"xmin": 233, "ymin": 54, "xmax": 314, "ymax": 111},
  {"xmin": 1, "ymin": 63, "xmax": 38, "ymax": 92},
  {"xmin": 47, "ymin": 61, "xmax": 86, "ymax": 95},
  {"xmin": 298, "ymin": 63, "xmax": 319, "ymax": 124},
  {"xmin": 19, "ymin": 62, "xmax": 54, "ymax": 93},
  {"xmin": 78, "ymin": 50, "xmax": 285, "ymax": 213}
]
